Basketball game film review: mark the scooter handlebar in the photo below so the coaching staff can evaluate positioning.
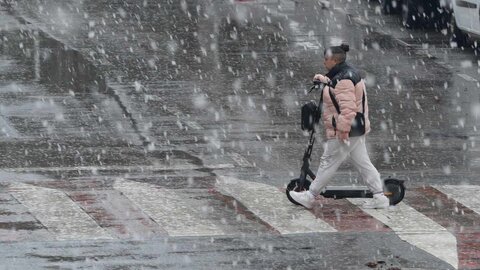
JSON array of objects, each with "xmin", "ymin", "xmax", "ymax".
[
  {"xmin": 310, "ymin": 79, "xmax": 334, "ymax": 92},
  {"xmin": 310, "ymin": 80, "xmax": 326, "ymax": 91}
]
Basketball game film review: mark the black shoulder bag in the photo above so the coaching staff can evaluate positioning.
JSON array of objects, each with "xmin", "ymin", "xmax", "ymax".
[{"xmin": 301, "ymin": 88, "xmax": 324, "ymax": 131}]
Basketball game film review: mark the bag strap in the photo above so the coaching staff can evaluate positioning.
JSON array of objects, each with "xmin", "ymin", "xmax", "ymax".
[
  {"xmin": 362, "ymin": 90, "xmax": 365, "ymax": 113},
  {"xmin": 319, "ymin": 86, "xmax": 324, "ymax": 106}
]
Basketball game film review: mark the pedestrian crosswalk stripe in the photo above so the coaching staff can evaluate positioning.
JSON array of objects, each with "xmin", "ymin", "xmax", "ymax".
[
  {"xmin": 8, "ymin": 182, "xmax": 113, "ymax": 241},
  {"xmin": 68, "ymin": 190, "xmax": 168, "ymax": 239},
  {"xmin": 348, "ymin": 199, "xmax": 458, "ymax": 269},
  {"xmin": 113, "ymin": 179, "xmax": 225, "ymax": 237},
  {"xmin": 216, "ymin": 176, "xmax": 336, "ymax": 234},
  {"xmin": 433, "ymin": 185, "xmax": 480, "ymax": 216}
]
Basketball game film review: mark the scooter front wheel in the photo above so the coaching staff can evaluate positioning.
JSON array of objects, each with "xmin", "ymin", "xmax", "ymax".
[{"xmin": 286, "ymin": 178, "xmax": 311, "ymax": 205}]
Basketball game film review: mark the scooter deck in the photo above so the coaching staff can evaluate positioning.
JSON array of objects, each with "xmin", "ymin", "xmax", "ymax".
[
  {"xmin": 320, "ymin": 186, "xmax": 372, "ymax": 199},
  {"xmin": 287, "ymin": 179, "xmax": 405, "ymax": 205}
]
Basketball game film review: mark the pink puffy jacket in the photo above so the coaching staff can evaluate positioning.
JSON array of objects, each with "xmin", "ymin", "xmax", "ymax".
[{"xmin": 315, "ymin": 63, "xmax": 371, "ymax": 139}]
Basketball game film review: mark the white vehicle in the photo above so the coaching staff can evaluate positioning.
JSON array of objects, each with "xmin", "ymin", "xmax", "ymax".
[{"xmin": 451, "ymin": 0, "xmax": 480, "ymax": 47}]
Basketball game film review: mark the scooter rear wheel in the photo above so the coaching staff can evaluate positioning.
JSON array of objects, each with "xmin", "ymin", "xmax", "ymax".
[
  {"xmin": 384, "ymin": 178, "xmax": 406, "ymax": 205},
  {"xmin": 286, "ymin": 178, "xmax": 311, "ymax": 205}
]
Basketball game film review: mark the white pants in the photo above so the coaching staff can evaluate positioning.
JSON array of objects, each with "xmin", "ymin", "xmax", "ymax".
[{"xmin": 309, "ymin": 135, "xmax": 383, "ymax": 196}]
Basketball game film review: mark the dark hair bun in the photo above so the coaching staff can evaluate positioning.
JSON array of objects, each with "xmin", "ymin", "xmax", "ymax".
[{"xmin": 340, "ymin": 43, "xmax": 349, "ymax": 52}]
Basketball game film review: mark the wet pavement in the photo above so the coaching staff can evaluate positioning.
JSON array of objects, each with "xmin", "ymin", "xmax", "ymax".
[
  {"xmin": 7, "ymin": 0, "xmax": 480, "ymax": 185},
  {"xmin": 0, "ymin": 0, "xmax": 480, "ymax": 269}
]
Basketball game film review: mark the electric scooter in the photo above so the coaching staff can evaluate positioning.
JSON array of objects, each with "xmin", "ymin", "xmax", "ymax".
[{"xmin": 286, "ymin": 81, "xmax": 406, "ymax": 206}]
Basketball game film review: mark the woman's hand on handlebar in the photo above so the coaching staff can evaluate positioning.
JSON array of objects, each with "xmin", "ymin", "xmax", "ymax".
[{"xmin": 313, "ymin": 74, "xmax": 330, "ymax": 84}]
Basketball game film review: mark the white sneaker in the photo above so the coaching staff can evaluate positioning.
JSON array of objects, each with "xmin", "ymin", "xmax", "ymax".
[
  {"xmin": 362, "ymin": 193, "xmax": 390, "ymax": 209},
  {"xmin": 289, "ymin": 190, "xmax": 315, "ymax": 209}
]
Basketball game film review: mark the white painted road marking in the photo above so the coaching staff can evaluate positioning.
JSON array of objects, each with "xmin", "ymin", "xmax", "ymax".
[
  {"xmin": 395, "ymin": 38, "xmax": 412, "ymax": 47},
  {"xmin": 9, "ymin": 183, "xmax": 113, "ymax": 241},
  {"xmin": 113, "ymin": 179, "xmax": 225, "ymax": 237},
  {"xmin": 348, "ymin": 199, "xmax": 458, "ymax": 269},
  {"xmin": 434, "ymin": 185, "xmax": 480, "ymax": 216},
  {"xmin": 457, "ymin": 73, "xmax": 478, "ymax": 82},
  {"xmin": 185, "ymin": 120, "xmax": 203, "ymax": 130},
  {"xmin": 216, "ymin": 176, "xmax": 336, "ymax": 234}
]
